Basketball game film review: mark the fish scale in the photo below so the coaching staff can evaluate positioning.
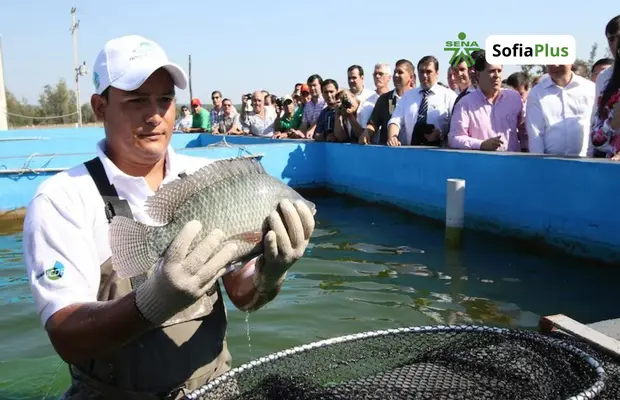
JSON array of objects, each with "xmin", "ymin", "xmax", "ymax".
[{"xmin": 108, "ymin": 156, "xmax": 316, "ymax": 279}]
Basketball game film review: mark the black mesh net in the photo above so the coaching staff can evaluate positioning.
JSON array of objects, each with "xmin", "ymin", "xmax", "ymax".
[{"xmin": 184, "ymin": 325, "xmax": 620, "ymax": 400}]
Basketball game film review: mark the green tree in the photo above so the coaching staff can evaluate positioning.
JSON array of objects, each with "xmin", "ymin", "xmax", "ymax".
[
  {"xmin": 572, "ymin": 59, "xmax": 590, "ymax": 79},
  {"xmin": 38, "ymin": 79, "xmax": 78, "ymax": 125},
  {"xmin": 4, "ymin": 79, "xmax": 96, "ymax": 128},
  {"xmin": 5, "ymin": 90, "xmax": 35, "ymax": 127},
  {"xmin": 588, "ymin": 42, "xmax": 598, "ymax": 69},
  {"xmin": 520, "ymin": 65, "xmax": 545, "ymax": 79},
  {"xmin": 81, "ymin": 103, "xmax": 95, "ymax": 124}
]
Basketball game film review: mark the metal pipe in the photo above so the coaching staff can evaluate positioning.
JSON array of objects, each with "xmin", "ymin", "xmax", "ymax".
[
  {"xmin": 0, "ymin": 167, "xmax": 67, "ymax": 174},
  {"xmin": 0, "ymin": 137, "xmax": 49, "ymax": 141},
  {"xmin": 71, "ymin": 8, "xmax": 82, "ymax": 128},
  {"xmin": 188, "ymin": 54, "xmax": 193, "ymax": 103}
]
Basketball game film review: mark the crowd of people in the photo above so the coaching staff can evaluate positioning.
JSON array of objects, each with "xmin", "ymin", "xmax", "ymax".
[{"xmin": 176, "ymin": 15, "xmax": 620, "ymax": 160}]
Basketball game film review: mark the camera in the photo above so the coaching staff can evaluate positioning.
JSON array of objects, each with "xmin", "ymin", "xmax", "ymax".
[
  {"xmin": 274, "ymin": 97, "xmax": 283, "ymax": 108},
  {"xmin": 244, "ymin": 93, "xmax": 252, "ymax": 100},
  {"xmin": 340, "ymin": 93, "xmax": 352, "ymax": 110}
]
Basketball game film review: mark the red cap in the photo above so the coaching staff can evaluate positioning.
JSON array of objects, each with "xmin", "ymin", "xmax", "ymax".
[
  {"xmin": 191, "ymin": 98, "xmax": 201, "ymax": 106},
  {"xmin": 300, "ymin": 84, "xmax": 310, "ymax": 94}
]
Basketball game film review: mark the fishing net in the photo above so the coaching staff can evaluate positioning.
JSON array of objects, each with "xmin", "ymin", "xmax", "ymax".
[{"xmin": 183, "ymin": 325, "xmax": 620, "ymax": 400}]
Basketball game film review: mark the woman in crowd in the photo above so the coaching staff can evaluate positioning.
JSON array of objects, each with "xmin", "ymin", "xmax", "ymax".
[{"xmin": 591, "ymin": 33, "xmax": 620, "ymax": 160}]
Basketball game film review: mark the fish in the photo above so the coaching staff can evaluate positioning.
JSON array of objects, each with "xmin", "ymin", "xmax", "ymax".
[{"xmin": 108, "ymin": 155, "xmax": 316, "ymax": 279}]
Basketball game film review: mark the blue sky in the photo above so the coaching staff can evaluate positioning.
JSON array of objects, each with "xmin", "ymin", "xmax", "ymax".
[{"xmin": 0, "ymin": 1, "xmax": 617, "ymax": 106}]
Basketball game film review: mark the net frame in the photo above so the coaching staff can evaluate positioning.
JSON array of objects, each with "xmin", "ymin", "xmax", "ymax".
[{"xmin": 183, "ymin": 325, "xmax": 608, "ymax": 400}]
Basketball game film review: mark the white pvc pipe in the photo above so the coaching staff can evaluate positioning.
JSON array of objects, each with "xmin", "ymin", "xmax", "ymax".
[{"xmin": 446, "ymin": 178, "xmax": 465, "ymax": 229}]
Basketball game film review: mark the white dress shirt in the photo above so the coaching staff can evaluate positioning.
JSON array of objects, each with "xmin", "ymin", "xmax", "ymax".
[
  {"xmin": 355, "ymin": 87, "xmax": 375, "ymax": 105},
  {"xmin": 526, "ymin": 73, "xmax": 595, "ymax": 157},
  {"xmin": 388, "ymin": 83, "xmax": 457, "ymax": 145}
]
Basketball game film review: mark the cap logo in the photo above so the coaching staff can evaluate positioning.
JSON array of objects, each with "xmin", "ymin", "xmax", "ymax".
[
  {"xmin": 93, "ymin": 71, "xmax": 100, "ymax": 90},
  {"xmin": 129, "ymin": 41, "xmax": 156, "ymax": 61}
]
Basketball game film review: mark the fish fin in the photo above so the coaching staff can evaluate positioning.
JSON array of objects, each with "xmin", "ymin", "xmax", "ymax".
[
  {"xmin": 109, "ymin": 216, "xmax": 159, "ymax": 279},
  {"xmin": 231, "ymin": 230, "xmax": 264, "ymax": 244},
  {"xmin": 145, "ymin": 156, "xmax": 267, "ymax": 224}
]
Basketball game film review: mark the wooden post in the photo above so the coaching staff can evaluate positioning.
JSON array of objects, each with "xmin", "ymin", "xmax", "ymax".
[{"xmin": 539, "ymin": 314, "xmax": 620, "ymax": 359}]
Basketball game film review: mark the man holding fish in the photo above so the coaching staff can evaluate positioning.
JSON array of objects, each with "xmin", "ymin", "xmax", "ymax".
[{"xmin": 22, "ymin": 35, "xmax": 316, "ymax": 399}]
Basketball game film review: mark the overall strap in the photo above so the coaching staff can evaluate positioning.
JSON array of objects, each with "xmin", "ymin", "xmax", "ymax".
[
  {"xmin": 84, "ymin": 157, "xmax": 147, "ymax": 288},
  {"xmin": 84, "ymin": 157, "xmax": 133, "ymax": 222}
]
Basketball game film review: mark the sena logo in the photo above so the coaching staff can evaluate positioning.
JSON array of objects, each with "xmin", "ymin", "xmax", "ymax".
[{"xmin": 36, "ymin": 261, "xmax": 65, "ymax": 281}]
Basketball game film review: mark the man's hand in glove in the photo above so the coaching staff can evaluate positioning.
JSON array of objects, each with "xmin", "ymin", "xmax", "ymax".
[
  {"xmin": 135, "ymin": 220, "xmax": 238, "ymax": 326},
  {"xmin": 253, "ymin": 199, "xmax": 316, "ymax": 294}
]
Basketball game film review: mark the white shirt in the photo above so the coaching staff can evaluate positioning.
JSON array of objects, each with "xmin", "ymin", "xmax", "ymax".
[
  {"xmin": 174, "ymin": 114, "xmax": 193, "ymax": 131},
  {"xmin": 358, "ymin": 92, "xmax": 379, "ymax": 125},
  {"xmin": 355, "ymin": 87, "xmax": 375, "ymax": 105},
  {"xmin": 22, "ymin": 140, "xmax": 212, "ymax": 327},
  {"xmin": 242, "ymin": 107, "xmax": 277, "ymax": 137},
  {"xmin": 388, "ymin": 83, "xmax": 457, "ymax": 145},
  {"xmin": 526, "ymin": 73, "xmax": 595, "ymax": 157}
]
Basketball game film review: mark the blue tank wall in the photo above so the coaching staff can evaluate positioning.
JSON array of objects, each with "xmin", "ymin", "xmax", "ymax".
[{"xmin": 1, "ymin": 127, "xmax": 619, "ymax": 263}]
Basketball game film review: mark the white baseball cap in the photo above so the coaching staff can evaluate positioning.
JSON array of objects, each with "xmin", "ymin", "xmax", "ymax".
[{"xmin": 92, "ymin": 35, "xmax": 188, "ymax": 95}]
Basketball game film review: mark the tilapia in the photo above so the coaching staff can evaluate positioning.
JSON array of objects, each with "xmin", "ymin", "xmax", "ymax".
[{"xmin": 109, "ymin": 155, "xmax": 316, "ymax": 279}]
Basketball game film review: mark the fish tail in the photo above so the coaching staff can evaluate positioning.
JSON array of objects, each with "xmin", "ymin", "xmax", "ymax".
[{"xmin": 109, "ymin": 216, "xmax": 159, "ymax": 279}]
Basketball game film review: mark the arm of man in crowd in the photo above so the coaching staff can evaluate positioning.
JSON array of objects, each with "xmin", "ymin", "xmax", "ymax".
[
  {"xmin": 23, "ymin": 195, "xmax": 152, "ymax": 365},
  {"xmin": 333, "ymin": 109, "xmax": 350, "ymax": 142},
  {"xmin": 386, "ymin": 99, "xmax": 406, "ymax": 146},
  {"xmin": 525, "ymin": 93, "xmax": 545, "ymax": 154},
  {"xmin": 301, "ymin": 108, "xmax": 318, "ymax": 139},
  {"xmin": 361, "ymin": 123, "xmax": 377, "ymax": 145}
]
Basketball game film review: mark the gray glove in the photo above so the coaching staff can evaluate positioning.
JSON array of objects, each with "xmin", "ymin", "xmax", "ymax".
[
  {"xmin": 254, "ymin": 199, "xmax": 315, "ymax": 293},
  {"xmin": 135, "ymin": 220, "xmax": 238, "ymax": 326}
]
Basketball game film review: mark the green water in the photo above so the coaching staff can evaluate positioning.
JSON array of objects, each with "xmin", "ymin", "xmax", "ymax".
[{"xmin": 1, "ymin": 192, "xmax": 619, "ymax": 399}]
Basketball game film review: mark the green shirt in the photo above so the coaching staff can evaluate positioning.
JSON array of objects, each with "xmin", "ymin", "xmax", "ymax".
[
  {"xmin": 191, "ymin": 108, "xmax": 211, "ymax": 131},
  {"xmin": 278, "ymin": 107, "xmax": 303, "ymax": 131}
]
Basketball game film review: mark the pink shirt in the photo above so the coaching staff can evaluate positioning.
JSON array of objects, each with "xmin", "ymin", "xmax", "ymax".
[{"xmin": 448, "ymin": 88, "xmax": 527, "ymax": 152}]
